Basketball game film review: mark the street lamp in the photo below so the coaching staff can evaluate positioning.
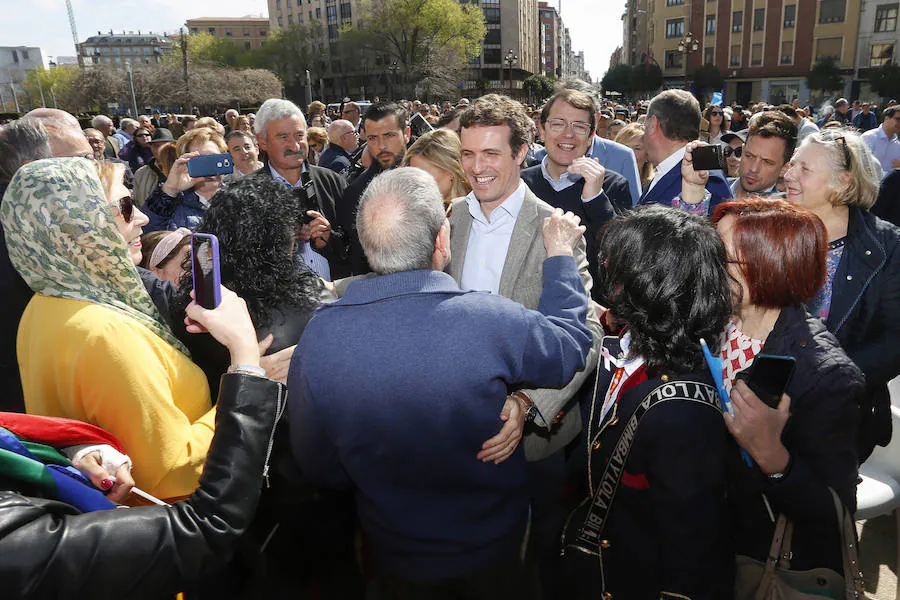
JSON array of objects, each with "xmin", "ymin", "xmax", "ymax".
[
  {"xmin": 504, "ymin": 49, "xmax": 517, "ymax": 97},
  {"xmin": 387, "ymin": 61, "xmax": 399, "ymax": 100},
  {"xmin": 676, "ymin": 31, "xmax": 700, "ymax": 91}
]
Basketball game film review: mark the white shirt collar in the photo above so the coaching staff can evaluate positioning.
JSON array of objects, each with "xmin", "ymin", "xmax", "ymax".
[
  {"xmin": 464, "ymin": 179, "xmax": 527, "ymax": 225},
  {"xmin": 646, "ymin": 145, "xmax": 687, "ymax": 194},
  {"xmin": 878, "ymin": 125, "xmax": 898, "ymax": 142},
  {"xmin": 268, "ymin": 162, "xmax": 308, "ymax": 188},
  {"xmin": 539, "ymin": 155, "xmax": 581, "ymax": 191}
]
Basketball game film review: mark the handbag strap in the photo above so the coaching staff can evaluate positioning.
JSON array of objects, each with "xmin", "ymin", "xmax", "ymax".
[
  {"xmin": 764, "ymin": 514, "xmax": 790, "ymax": 576},
  {"xmin": 830, "ymin": 488, "xmax": 866, "ymax": 600}
]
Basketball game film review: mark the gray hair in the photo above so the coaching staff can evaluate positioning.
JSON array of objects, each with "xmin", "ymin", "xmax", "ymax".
[
  {"xmin": 91, "ymin": 115, "xmax": 112, "ymax": 129},
  {"xmin": 254, "ymin": 98, "xmax": 305, "ymax": 138},
  {"xmin": 119, "ymin": 118, "xmax": 138, "ymax": 132},
  {"xmin": 356, "ymin": 167, "xmax": 445, "ymax": 274},
  {"xmin": 799, "ymin": 128, "xmax": 882, "ymax": 209},
  {"xmin": 0, "ymin": 119, "xmax": 52, "ymax": 184}
]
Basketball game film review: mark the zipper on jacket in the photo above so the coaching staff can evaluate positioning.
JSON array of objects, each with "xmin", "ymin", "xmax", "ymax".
[{"xmin": 263, "ymin": 384, "xmax": 287, "ymax": 488}]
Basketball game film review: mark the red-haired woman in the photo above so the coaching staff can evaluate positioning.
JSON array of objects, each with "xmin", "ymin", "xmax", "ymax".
[{"xmin": 713, "ymin": 198, "xmax": 863, "ymax": 579}]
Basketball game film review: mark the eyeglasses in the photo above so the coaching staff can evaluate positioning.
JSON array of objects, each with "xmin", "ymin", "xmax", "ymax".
[
  {"xmin": 723, "ymin": 146, "xmax": 743, "ymax": 158},
  {"xmin": 834, "ymin": 136, "xmax": 852, "ymax": 171},
  {"xmin": 710, "ymin": 111, "xmax": 724, "ymax": 117},
  {"xmin": 110, "ymin": 194, "xmax": 134, "ymax": 223},
  {"xmin": 545, "ymin": 118, "xmax": 592, "ymax": 136},
  {"xmin": 135, "ymin": 133, "xmax": 152, "ymax": 138}
]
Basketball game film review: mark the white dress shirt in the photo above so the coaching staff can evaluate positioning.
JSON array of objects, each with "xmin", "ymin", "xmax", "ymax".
[
  {"xmin": 459, "ymin": 180, "xmax": 528, "ymax": 294},
  {"xmin": 538, "ymin": 156, "xmax": 601, "ymax": 201},
  {"xmin": 645, "ymin": 146, "xmax": 687, "ymax": 196},
  {"xmin": 862, "ymin": 126, "xmax": 900, "ymax": 178}
]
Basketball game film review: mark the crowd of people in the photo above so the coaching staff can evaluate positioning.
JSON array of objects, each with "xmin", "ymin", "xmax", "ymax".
[{"xmin": 0, "ymin": 78, "xmax": 898, "ymax": 600}]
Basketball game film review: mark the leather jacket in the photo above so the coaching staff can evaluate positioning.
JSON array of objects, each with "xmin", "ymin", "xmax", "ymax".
[{"xmin": 0, "ymin": 373, "xmax": 287, "ymax": 600}]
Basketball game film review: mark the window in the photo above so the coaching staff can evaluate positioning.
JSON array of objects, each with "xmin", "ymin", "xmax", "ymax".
[
  {"xmin": 781, "ymin": 41, "xmax": 793, "ymax": 64},
  {"xmin": 316, "ymin": 7, "xmax": 321, "ymax": 18},
  {"xmin": 730, "ymin": 44, "xmax": 741, "ymax": 66},
  {"xmin": 245, "ymin": 41, "xmax": 252, "ymax": 50},
  {"xmin": 753, "ymin": 8, "xmax": 765, "ymax": 30},
  {"xmin": 483, "ymin": 48, "xmax": 502, "ymax": 63},
  {"xmin": 666, "ymin": 0, "xmax": 684, "ymax": 5},
  {"xmin": 875, "ymin": 4, "xmax": 898, "ymax": 31},
  {"xmin": 225, "ymin": 28, "xmax": 232, "ymax": 37},
  {"xmin": 665, "ymin": 50, "xmax": 684, "ymax": 68},
  {"xmin": 780, "ymin": 7, "xmax": 794, "ymax": 29},
  {"xmin": 483, "ymin": 7, "xmax": 501, "ymax": 24},
  {"xmin": 191, "ymin": 28, "xmax": 199, "ymax": 34},
  {"xmin": 666, "ymin": 18, "xmax": 685, "ymax": 38},
  {"xmin": 288, "ymin": 14, "xmax": 294, "ymax": 25},
  {"xmin": 10, "ymin": 49, "xmax": 18, "ymax": 63},
  {"xmin": 485, "ymin": 29, "xmax": 501, "ymax": 44},
  {"xmin": 732, "ymin": 11, "xmax": 743, "ymax": 32},
  {"xmin": 208, "ymin": 27, "xmax": 216, "ymax": 35},
  {"xmin": 244, "ymin": 27, "xmax": 250, "ymax": 36},
  {"xmin": 328, "ymin": 24, "xmax": 339, "ymax": 39},
  {"xmin": 276, "ymin": 0, "xmax": 281, "ymax": 7},
  {"xmin": 309, "ymin": 11, "xmax": 313, "ymax": 21},
  {"xmin": 704, "ymin": 47, "xmax": 714, "ymax": 63},
  {"xmin": 706, "ymin": 14, "xmax": 716, "ymax": 35},
  {"xmin": 819, "ymin": 0, "xmax": 845, "ymax": 23},
  {"xmin": 871, "ymin": 43, "xmax": 895, "ymax": 66},
  {"xmin": 327, "ymin": 5, "xmax": 337, "ymax": 20},
  {"xmin": 261, "ymin": 29, "xmax": 268, "ymax": 36},
  {"xmin": 340, "ymin": 2, "xmax": 351, "ymax": 19},
  {"xmin": 123, "ymin": 47, "xmax": 131, "ymax": 55},
  {"xmin": 144, "ymin": 47, "xmax": 151, "ymax": 55},
  {"xmin": 278, "ymin": 16, "xmax": 283, "ymax": 26},
  {"xmin": 815, "ymin": 37, "xmax": 842, "ymax": 60},
  {"xmin": 751, "ymin": 43, "xmax": 762, "ymax": 65},
  {"xmin": 22, "ymin": 50, "xmax": 29, "ymax": 60}
]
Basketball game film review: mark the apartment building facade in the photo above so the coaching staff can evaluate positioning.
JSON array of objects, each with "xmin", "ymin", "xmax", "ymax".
[
  {"xmin": 77, "ymin": 32, "xmax": 173, "ymax": 69},
  {"xmin": 186, "ymin": 17, "xmax": 270, "ymax": 50}
]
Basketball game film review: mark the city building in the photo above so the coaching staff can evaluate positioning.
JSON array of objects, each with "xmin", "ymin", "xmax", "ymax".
[
  {"xmin": 0, "ymin": 46, "xmax": 47, "ymax": 113},
  {"xmin": 561, "ymin": 25, "xmax": 572, "ymax": 77},
  {"xmin": 186, "ymin": 16, "xmax": 270, "ymax": 51},
  {"xmin": 77, "ymin": 31, "xmax": 173, "ymax": 68},
  {"xmin": 622, "ymin": 0, "xmax": 652, "ymax": 67},
  {"xmin": 637, "ymin": 0, "xmax": 862, "ymax": 105},
  {"xmin": 539, "ymin": 1, "xmax": 563, "ymax": 77},
  {"xmin": 854, "ymin": 1, "xmax": 899, "ymax": 100}
]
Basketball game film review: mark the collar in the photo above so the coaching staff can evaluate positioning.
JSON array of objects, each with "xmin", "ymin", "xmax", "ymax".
[
  {"xmin": 268, "ymin": 162, "xmax": 308, "ymax": 188},
  {"xmin": 654, "ymin": 146, "xmax": 688, "ymax": 180},
  {"xmin": 729, "ymin": 177, "xmax": 779, "ymax": 198},
  {"xmin": 464, "ymin": 179, "xmax": 527, "ymax": 224},
  {"xmin": 877, "ymin": 126, "xmax": 898, "ymax": 142},
  {"xmin": 339, "ymin": 269, "xmax": 463, "ymax": 306},
  {"xmin": 539, "ymin": 155, "xmax": 582, "ymax": 189}
]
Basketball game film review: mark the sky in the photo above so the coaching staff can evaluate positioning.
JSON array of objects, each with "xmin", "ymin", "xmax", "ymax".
[{"xmin": 1, "ymin": 0, "xmax": 621, "ymax": 83}]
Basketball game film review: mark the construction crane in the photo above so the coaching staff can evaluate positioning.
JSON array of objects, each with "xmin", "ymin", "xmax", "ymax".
[{"xmin": 65, "ymin": 0, "xmax": 79, "ymax": 54}]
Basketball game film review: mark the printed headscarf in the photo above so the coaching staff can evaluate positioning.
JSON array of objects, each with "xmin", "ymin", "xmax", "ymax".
[{"xmin": 1, "ymin": 157, "xmax": 189, "ymax": 355}]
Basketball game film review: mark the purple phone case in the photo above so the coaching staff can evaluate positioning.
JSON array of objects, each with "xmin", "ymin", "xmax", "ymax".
[
  {"xmin": 191, "ymin": 234, "xmax": 222, "ymax": 309},
  {"xmin": 187, "ymin": 153, "xmax": 234, "ymax": 178}
]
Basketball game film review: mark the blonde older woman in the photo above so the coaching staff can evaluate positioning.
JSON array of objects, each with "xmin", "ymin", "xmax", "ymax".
[
  {"xmin": 400, "ymin": 128, "xmax": 471, "ymax": 211},
  {"xmin": 615, "ymin": 123, "xmax": 654, "ymax": 191},
  {"xmin": 783, "ymin": 129, "xmax": 900, "ymax": 460}
]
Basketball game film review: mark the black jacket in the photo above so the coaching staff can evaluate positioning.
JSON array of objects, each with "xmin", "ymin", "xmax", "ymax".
[
  {"xmin": 826, "ymin": 206, "xmax": 900, "ymax": 459},
  {"xmin": 337, "ymin": 162, "xmax": 384, "ymax": 275},
  {"xmin": 566, "ymin": 367, "xmax": 732, "ymax": 600},
  {"xmin": 0, "ymin": 373, "xmax": 286, "ymax": 600},
  {"xmin": 244, "ymin": 163, "xmax": 352, "ymax": 279},
  {"xmin": 872, "ymin": 169, "xmax": 900, "ymax": 227},
  {"xmin": 729, "ymin": 305, "xmax": 863, "ymax": 575}
]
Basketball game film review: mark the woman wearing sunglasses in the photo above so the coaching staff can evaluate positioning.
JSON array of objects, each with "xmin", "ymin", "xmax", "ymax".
[
  {"xmin": 721, "ymin": 131, "xmax": 746, "ymax": 180},
  {"xmin": 2, "ymin": 158, "xmax": 268, "ymax": 504},
  {"xmin": 783, "ymin": 129, "xmax": 900, "ymax": 461},
  {"xmin": 118, "ymin": 126, "xmax": 154, "ymax": 172},
  {"xmin": 702, "ymin": 105, "xmax": 727, "ymax": 145}
]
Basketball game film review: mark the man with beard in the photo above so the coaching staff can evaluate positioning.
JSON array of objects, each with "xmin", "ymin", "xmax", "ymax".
[
  {"xmin": 244, "ymin": 98, "xmax": 350, "ymax": 280},
  {"xmin": 338, "ymin": 102, "xmax": 411, "ymax": 274}
]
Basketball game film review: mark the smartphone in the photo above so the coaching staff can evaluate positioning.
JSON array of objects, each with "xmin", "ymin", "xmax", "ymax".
[
  {"xmin": 691, "ymin": 144, "xmax": 727, "ymax": 171},
  {"xmin": 737, "ymin": 354, "xmax": 796, "ymax": 409},
  {"xmin": 191, "ymin": 233, "xmax": 222, "ymax": 309},
  {"xmin": 409, "ymin": 112, "xmax": 434, "ymax": 139},
  {"xmin": 187, "ymin": 153, "xmax": 234, "ymax": 178}
]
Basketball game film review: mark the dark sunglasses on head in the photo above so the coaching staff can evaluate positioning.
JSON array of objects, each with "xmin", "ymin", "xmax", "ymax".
[
  {"xmin": 724, "ymin": 146, "xmax": 743, "ymax": 158},
  {"xmin": 111, "ymin": 194, "xmax": 134, "ymax": 223},
  {"xmin": 834, "ymin": 136, "xmax": 852, "ymax": 170}
]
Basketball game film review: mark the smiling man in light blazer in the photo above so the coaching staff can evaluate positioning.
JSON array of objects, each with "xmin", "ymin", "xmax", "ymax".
[{"xmin": 453, "ymin": 94, "xmax": 602, "ymax": 598}]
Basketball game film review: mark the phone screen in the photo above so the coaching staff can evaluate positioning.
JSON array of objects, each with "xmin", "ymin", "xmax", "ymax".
[
  {"xmin": 743, "ymin": 355, "xmax": 796, "ymax": 408},
  {"xmin": 191, "ymin": 234, "xmax": 220, "ymax": 309},
  {"xmin": 691, "ymin": 145, "xmax": 726, "ymax": 171}
]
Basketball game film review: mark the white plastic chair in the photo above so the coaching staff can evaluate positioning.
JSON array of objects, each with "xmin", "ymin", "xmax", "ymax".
[{"xmin": 856, "ymin": 377, "xmax": 900, "ymax": 596}]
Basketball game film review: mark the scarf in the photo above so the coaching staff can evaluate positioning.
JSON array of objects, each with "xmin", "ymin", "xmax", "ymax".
[{"xmin": 0, "ymin": 157, "xmax": 188, "ymax": 354}]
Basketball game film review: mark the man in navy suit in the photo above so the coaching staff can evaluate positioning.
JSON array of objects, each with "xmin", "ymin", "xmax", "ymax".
[{"xmin": 638, "ymin": 90, "xmax": 732, "ymax": 209}]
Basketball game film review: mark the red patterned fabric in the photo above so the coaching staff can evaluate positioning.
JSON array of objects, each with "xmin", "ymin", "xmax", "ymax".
[
  {"xmin": 719, "ymin": 321, "xmax": 764, "ymax": 392},
  {"xmin": 0, "ymin": 412, "xmax": 126, "ymax": 453}
]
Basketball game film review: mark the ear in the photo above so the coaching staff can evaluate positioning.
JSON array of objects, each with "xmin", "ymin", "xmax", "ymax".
[
  {"xmin": 403, "ymin": 127, "xmax": 411, "ymax": 143},
  {"xmin": 256, "ymin": 134, "xmax": 268, "ymax": 153},
  {"xmin": 513, "ymin": 143, "xmax": 529, "ymax": 166}
]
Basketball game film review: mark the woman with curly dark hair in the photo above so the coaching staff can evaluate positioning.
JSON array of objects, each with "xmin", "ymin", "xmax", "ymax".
[{"xmin": 562, "ymin": 205, "xmax": 734, "ymax": 600}]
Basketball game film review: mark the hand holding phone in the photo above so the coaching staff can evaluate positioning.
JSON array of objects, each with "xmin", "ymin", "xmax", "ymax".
[
  {"xmin": 736, "ymin": 354, "xmax": 796, "ymax": 409},
  {"xmin": 187, "ymin": 153, "xmax": 234, "ymax": 178},
  {"xmin": 690, "ymin": 144, "xmax": 727, "ymax": 172},
  {"xmin": 191, "ymin": 233, "xmax": 221, "ymax": 309}
]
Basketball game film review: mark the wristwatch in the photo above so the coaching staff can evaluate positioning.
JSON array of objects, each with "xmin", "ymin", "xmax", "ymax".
[
  {"xmin": 766, "ymin": 455, "xmax": 793, "ymax": 481},
  {"xmin": 511, "ymin": 391, "xmax": 538, "ymax": 424}
]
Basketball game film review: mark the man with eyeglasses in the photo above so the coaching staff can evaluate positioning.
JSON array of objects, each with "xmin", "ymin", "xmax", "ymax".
[
  {"xmin": 319, "ymin": 119, "xmax": 360, "ymax": 173},
  {"xmin": 341, "ymin": 102, "xmax": 362, "ymax": 131},
  {"xmin": 521, "ymin": 89, "xmax": 631, "ymax": 292},
  {"xmin": 728, "ymin": 111, "xmax": 797, "ymax": 200}
]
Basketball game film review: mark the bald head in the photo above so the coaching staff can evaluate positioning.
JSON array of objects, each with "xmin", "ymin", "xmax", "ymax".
[
  {"xmin": 327, "ymin": 119, "xmax": 359, "ymax": 152},
  {"xmin": 23, "ymin": 108, "xmax": 91, "ymax": 158}
]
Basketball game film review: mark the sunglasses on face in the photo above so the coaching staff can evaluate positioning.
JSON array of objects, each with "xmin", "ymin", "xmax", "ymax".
[
  {"xmin": 710, "ymin": 111, "xmax": 724, "ymax": 117},
  {"xmin": 724, "ymin": 146, "xmax": 743, "ymax": 158},
  {"xmin": 111, "ymin": 194, "xmax": 134, "ymax": 223}
]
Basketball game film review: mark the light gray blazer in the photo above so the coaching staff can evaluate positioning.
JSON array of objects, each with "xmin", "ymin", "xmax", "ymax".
[{"xmin": 448, "ymin": 187, "xmax": 602, "ymax": 461}]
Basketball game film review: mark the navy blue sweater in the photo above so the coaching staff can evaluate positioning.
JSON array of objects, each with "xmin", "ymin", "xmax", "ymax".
[{"xmin": 287, "ymin": 256, "xmax": 591, "ymax": 581}]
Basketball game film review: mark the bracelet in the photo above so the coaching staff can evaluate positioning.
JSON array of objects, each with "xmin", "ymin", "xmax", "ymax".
[{"xmin": 227, "ymin": 363, "xmax": 267, "ymax": 378}]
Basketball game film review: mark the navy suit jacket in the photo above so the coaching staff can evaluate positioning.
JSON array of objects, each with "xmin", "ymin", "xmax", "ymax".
[{"xmin": 637, "ymin": 159, "xmax": 732, "ymax": 211}]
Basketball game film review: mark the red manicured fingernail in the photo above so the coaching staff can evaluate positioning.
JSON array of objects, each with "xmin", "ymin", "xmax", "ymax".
[{"xmin": 101, "ymin": 478, "xmax": 113, "ymax": 490}]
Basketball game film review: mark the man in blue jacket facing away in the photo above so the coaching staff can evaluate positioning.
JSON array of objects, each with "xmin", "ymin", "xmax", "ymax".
[
  {"xmin": 287, "ymin": 167, "xmax": 592, "ymax": 598},
  {"xmin": 638, "ymin": 89, "xmax": 732, "ymax": 210}
]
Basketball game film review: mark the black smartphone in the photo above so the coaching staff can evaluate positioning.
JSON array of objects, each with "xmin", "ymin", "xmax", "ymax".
[
  {"xmin": 190, "ymin": 234, "xmax": 222, "ymax": 309},
  {"xmin": 187, "ymin": 153, "xmax": 234, "ymax": 178},
  {"xmin": 737, "ymin": 354, "xmax": 796, "ymax": 409},
  {"xmin": 409, "ymin": 112, "xmax": 434, "ymax": 139},
  {"xmin": 691, "ymin": 144, "xmax": 727, "ymax": 171}
]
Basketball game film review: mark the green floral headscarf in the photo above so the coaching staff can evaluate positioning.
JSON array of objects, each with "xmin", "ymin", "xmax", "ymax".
[{"xmin": 1, "ymin": 157, "xmax": 189, "ymax": 355}]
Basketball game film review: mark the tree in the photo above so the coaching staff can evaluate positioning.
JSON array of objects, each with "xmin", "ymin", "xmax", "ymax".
[
  {"xmin": 601, "ymin": 65, "xmax": 633, "ymax": 97},
  {"xmin": 807, "ymin": 57, "xmax": 843, "ymax": 94},
  {"xmin": 255, "ymin": 22, "xmax": 326, "ymax": 96},
  {"xmin": 868, "ymin": 62, "xmax": 900, "ymax": 101},
  {"xmin": 343, "ymin": 0, "xmax": 486, "ymax": 97},
  {"xmin": 631, "ymin": 61, "xmax": 663, "ymax": 96},
  {"xmin": 691, "ymin": 63, "xmax": 724, "ymax": 94},
  {"xmin": 22, "ymin": 66, "xmax": 80, "ymax": 111},
  {"xmin": 523, "ymin": 74, "xmax": 555, "ymax": 104}
]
